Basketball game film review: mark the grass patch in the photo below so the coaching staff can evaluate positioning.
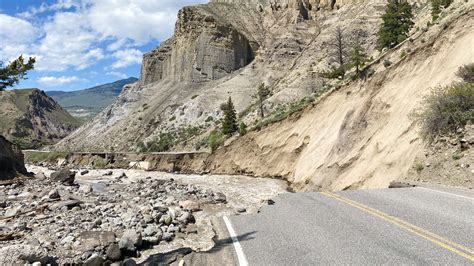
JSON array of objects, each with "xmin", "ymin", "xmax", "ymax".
[
  {"xmin": 254, "ymin": 97, "xmax": 313, "ymax": 130},
  {"xmin": 25, "ymin": 151, "xmax": 70, "ymax": 164},
  {"xmin": 140, "ymin": 126, "xmax": 203, "ymax": 152}
]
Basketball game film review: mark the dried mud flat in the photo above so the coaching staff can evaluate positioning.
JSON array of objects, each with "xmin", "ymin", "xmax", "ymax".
[{"xmin": 0, "ymin": 165, "xmax": 287, "ymax": 265}]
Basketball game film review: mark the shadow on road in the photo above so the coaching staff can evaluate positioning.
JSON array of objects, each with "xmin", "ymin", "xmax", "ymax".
[{"xmin": 207, "ymin": 230, "xmax": 257, "ymax": 253}]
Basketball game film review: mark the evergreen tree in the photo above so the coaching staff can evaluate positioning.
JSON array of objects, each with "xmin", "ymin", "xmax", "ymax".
[
  {"xmin": 256, "ymin": 83, "xmax": 271, "ymax": 118},
  {"xmin": 239, "ymin": 122, "xmax": 248, "ymax": 136},
  {"xmin": 0, "ymin": 55, "xmax": 36, "ymax": 91},
  {"xmin": 221, "ymin": 97, "xmax": 238, "ymax": 135},
  {"xmin": 350, "ymin": 44, "xmax": 368, "ymax": 75},
  {"xmin": 350, "ymin": 29, "xmax": 369, "ymax": 75},
  {"xmin": 377, "ymin": 0, "xmax": 414, "ymax": 50}
]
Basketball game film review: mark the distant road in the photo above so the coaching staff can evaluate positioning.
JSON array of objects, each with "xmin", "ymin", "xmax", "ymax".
[{"xmin": 224, "ymin": 186, "xmax": 474, "ymax": 265}]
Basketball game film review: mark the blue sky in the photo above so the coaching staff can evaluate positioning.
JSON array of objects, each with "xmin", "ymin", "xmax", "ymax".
[{"xmin": 0, "ymin": 0, "xmax": 207, "ymax": 91}]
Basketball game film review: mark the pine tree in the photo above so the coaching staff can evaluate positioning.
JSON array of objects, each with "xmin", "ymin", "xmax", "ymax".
[
  {"xmin": 350, "ymin": 44, "xmax": 368, "ymax": 75},
  {"xmin": 255, "ymin": 83, "xmax": 271, "ymax": 118},
  {"xmin": 377, "ymin": 0, "xmax": 414, "ymax": 50},
  {"xmin": 0, "ymin": 55, "xmax": 36, "ymax": 91},
  {"xmin": 221, "ymin": 97, "xmax": 238, "ymax": 135},
  {"xmin": 350, "ymin": 29, "xmax": 369, "ymax": 75}
]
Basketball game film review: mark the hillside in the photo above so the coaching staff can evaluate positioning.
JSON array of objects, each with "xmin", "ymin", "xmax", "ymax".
[
  {"xmin": 47, "ymin": 77, "xmax": 138, "ymax": 120},
  {"xmin": 0, "ymin": 89, "xmax": 81, "ymax": 149},
  {"xmin": 55, "ymin": 0, "xmax": 473, "ymax": 190}
]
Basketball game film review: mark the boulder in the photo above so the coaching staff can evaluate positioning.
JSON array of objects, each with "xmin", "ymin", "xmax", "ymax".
[
  {"xmin": 50, "ymin": 169, "xmax": 76, "ymax": 185},
  {"xmin": 106, "ymin": 243, "xmax": 122, "ymax": 261},
  {"xmin": 83, "ymin": 254, "xmax": 104, "ymax": 266},
  {"xmin": 179, "ymin": 200, "xmax": 201, "ymax": 211},
  {"xmin": 0, "ymin": 244, "xmax": 48, "ymax": 264},
  {"xmin": 0, "ymin": 136, "xmax": 27, "ymax": 180},
  {"xmin": 119, "ymin": 230, "xmax": 142, "ymax": 251}
]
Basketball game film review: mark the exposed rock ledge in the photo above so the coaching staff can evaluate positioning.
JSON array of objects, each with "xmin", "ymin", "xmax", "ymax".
[{"xmin": 0, "ymin": 136, "xmax": 27, "ymax": 180}]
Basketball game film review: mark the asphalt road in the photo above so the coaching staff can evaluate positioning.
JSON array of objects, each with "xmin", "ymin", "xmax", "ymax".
[{"xmin": 226, "ymin": 186, "xmax": 474, "ymax": 265}]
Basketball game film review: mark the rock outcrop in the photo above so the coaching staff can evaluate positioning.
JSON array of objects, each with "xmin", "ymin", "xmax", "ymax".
[
  {"xmin": 0, "ymin": 89, "xmax": 81, "ymax": 149},
  {"xmin": 0, "ymin": 135, "xmax": 27, "ymax": 180},
  {"xmin": 140, "ymin": 6, "xmax": 256, "ymax": 85}
]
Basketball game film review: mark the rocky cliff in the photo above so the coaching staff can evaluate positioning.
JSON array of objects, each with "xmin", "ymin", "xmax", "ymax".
[
  {"xmin": 0, "ymin": 89, "xmax": 81, "ymax": 149},
  {"xmin": 0, "ymin": 135, "xmax": 27, "ymax": 180}
]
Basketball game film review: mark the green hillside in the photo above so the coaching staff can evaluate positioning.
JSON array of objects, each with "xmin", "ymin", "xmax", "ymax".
[{"xmin": 0, "ymin": 89, "xmax": 81, "ymax": 149}]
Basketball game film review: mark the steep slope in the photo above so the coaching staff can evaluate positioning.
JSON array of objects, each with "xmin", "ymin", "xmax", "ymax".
[
  {"xmin": 206, "ymin": 5, "xmax": 474, "ymax": 191},
  {"xmin": 0, "ymin": 89, "xmax": 81, "ymax": 149},
  {"xmin": 56, "ymin": 0, "xmax": 387, "ymax": 152},
  {"xmin": 47, "ymin": 77, "xmax": 138, "ymax": 120}
]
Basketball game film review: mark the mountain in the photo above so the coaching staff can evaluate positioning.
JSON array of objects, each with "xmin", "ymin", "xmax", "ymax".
[
  {"xmin": 56, "ymin": 0, "xmax": 474, "ymax": 190},
  {"xmin": 46, "ymin": 77, "xmax": 138, "ymax": 120},
  {"xmin": 0, "ymin": 89, "xmax": 81, "ymax": 149}
]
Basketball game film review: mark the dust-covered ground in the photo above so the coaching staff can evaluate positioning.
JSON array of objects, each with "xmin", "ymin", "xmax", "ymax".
[{"xmin": 0, "ymin": 165, "xmax": 287, "ymax": 265}]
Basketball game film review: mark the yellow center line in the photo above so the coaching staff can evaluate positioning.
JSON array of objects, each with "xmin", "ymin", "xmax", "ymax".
[
  {"xmin": 324, "ymin": 191, "xmax": 474, "ymax": 254},
  {"xmin": 320, "ymin": 191, "xmax": 474, "ymax": 262}
]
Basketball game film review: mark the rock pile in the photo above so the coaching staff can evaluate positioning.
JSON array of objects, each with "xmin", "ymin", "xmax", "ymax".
[{"xmin": 0, "ymin": 169, "xmax": 227, "ymax": 264}]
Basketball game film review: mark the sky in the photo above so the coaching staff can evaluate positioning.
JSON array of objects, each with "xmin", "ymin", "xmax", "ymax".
[{"xmin": 0, "ymin": 0, "xmax": 208, "ymax": 91}]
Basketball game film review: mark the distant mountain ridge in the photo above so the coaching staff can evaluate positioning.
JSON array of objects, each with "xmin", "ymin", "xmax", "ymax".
[{"xmin": 47, "ymin": 77, "xmax": 138, "ymax": 120}]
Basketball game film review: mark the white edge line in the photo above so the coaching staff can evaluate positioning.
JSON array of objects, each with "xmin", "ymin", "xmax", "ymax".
[
  {"xmin": 417, "ymin": 187, "xmax": 474, "ymax": 201},
  {"xmin": 223, "ymin": 216, "xmax": 249, "ymax": 266}
]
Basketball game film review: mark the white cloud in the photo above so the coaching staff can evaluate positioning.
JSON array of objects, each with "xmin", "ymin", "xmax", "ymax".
[
  {"xmin": 1, "ymin": 0, "xmax": 209, "ymax": 73},
  {"xmin": 111, "ymin": 49, "xmax": 143, "ymax": 69},
  {"xmin": 86, "ymin": 0, "xmax": 208, "ymax": 44},
  {"xmin": 0, "ymin": 14, "xmax": 38, "ymax": 61},
  {"xmin": 38, "ymin": 75, "xmax": 81, "ymax": 86},
  {"xmin": 106, "ymin": 71, "xmax": 128, "ymax": 79}
]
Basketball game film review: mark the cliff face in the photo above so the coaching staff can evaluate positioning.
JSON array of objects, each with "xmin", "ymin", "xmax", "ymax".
[
  {"xmin": 140, "ymin": 6, "xmax": 256, "ymax": 85},
  {"xmin": 0, "ymin": 135, "xmax": 27, "ymax": 180},
  {"xmin": 0, "ymin": 89, "xmax": 81, "ymax": 149}
]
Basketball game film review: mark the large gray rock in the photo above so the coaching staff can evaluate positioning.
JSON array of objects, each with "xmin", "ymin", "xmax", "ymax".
[
  {"xmin": 0, "ymin": 244, "xmax": 48, "ymax": 264},
  {"xmin": 106, "ymin": 243, "xmax": 122, "ymax": 261},
  {"xmin": 119, "ymin": 230, "xmax": 142, "ymax": 251},
  {"xmin": 50, "ymin": 169, "xmax": 76, "ymax": 185},
  {"xmin": 0, "ymin": 135, "xmax": 27, "ymax": 180}
]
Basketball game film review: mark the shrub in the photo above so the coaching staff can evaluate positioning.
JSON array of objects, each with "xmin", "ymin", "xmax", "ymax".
[
  {"xmin": 456, "ymin": 64, "xmax": 474, "ymax": 83},
  {"xmin": 320, "ymin": 66, "xmax": 346, "ymax": 79},
  {"xmin": 239, "ymin": 122, "xmax": 248, "ymax": 136},
  {"xmin": 452, "ymin": 152, "xmax": 463, "ymax": 160},
  {"xmin": 191, "ymin": 95, "xmax": 198, "ymax": 99},
  {"xmin": 94, "ymin": 158, "xmax": 108, "ymax": 169},
  {"xmin": 400, "ymin": 50, "xmax": 407, "ymax": 59},
  {"xmin": 383, "ymin": 59, "xmax": 392, "ymax": 68},
  {"xmin": 413, "ymin": 82, "xmax": 474, "ymax": 142},
  {"xmin": 414, "ymin": 163, "xmax": 424, "ymax": 173},
  {"xmin": 208, "ymin": 130, "xmax": 225, "ymax": 153},
  {"xmin": 147, "ymin": 133, "xmax": 174, "ymax": 152}
]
